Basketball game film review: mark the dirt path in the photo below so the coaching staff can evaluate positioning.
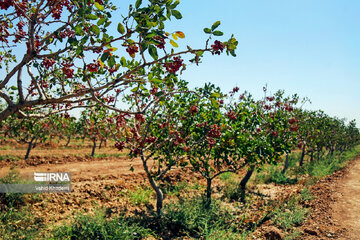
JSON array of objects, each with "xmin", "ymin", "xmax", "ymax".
[
  {"xmin": 0, "ymin": 157, "xmax": 146, "ymax": 181},
  {"xmin": 331, "ymin": 158, "xmax": 360, "ymax": 239}
]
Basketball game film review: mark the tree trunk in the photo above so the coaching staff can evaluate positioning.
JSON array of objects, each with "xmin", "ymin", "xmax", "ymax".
[
  {"xmin": 239, "ymin": 165, "xmax": 255, "ymax": 190},
  {"xmin": 99, "ymin": 139, "xmax": 103, "ymax": 149},
  {"xmin": 65, "ymin": 136, "xmax": 71, "ymax": 147},
  {"xmin": 205, "ymin": 178, "xmax": 212, "ymax": 208},
  {"xmin": 310, "ymin": 151, "xmax": 314, "ymax": 162},
  {"xmin": 32, "ymin": 137, "xmax": 38, "ymax": 149},
  {"xmin": 25, "ymin": 137, "xmax": 35, "ymax": 160},
  {"xmin": 299, "ymin": 144, "xmax": 306, "ymax": 166},
  {"xmin": 142, "ymin": 156, "xmax": 164, "ymax": 216},
  {"xmin": 91, "ymin": 138, "xmax": 96, "ymax": 157},
  {"xmin": 282, "ymin": 152, "xmax": 289, "ymax": 174}
]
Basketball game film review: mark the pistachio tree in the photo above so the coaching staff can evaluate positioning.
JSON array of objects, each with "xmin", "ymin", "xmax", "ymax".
[{"xmin": 0, "ymin": 0, "xmax": 237, "ymax": 121}]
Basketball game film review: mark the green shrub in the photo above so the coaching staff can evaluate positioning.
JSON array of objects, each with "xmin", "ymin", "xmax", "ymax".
[
  {"xmin": 222, "ymin": 179, "xmax": 244, "ymax": 202},
  {"xmin": 0, "ymin": 206, "xmax": 45, "ymax": 240},
  {"xmin": 299, "ymin": 188, "xmax": 314, "ymax": 202},
  {"xmin": 163, "ymin": 181, "xmax": 188, "ymax": 197},
  {"xmin": 219, "ymin": 172, "xmax": 234, "ymax": 181},
  {"xmin": 0, "ymin": 155, "xmax": 21, "ymax": 162},
  {"xmin": 0, "ymin": 171, "xmax": 26, "ymax": 209},
  {"xmin": 256, "ymin": 165, "xmax": 297, "ymax": 185},
  {"xmin": 272, "ymin": 198, "xmax": 307, "ymax": 231},
  {"xmin": 53, "ymin": 210, "xmax": 152, "ymax": 240},
  {"xmin": 127, "ymin": 186, "xmax": 153, "ymax": 206},
  {"xmin": 163, "ymin": 197, "xmax": 240, "ymax": 238}
]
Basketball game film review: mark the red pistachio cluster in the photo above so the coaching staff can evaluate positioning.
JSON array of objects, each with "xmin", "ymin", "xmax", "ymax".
[
  {"xmin": 226, "ymin": 110, "xmax": 237, "ymax": 120},
  {"xmin": 62, "ymin": 61, "xmax": 74, "ymax": 78},
  {"xmin": 0, "ymin": 0, "xmax": 12, "ymax": 10},
  {"xmin": 126, "ymin": 45, "xmax": 138, "ymax": 58},
  {"xmin": 145, "ymin": 136, "xmax": 157, "ymax": 143},
  {"xmin": 266, "ymin": 96, "xmax": 275, "ymax": 102},
  {"xmin": 207, "ymin": 137, "xmax": 216, "ymax": 148},
  {"xmin": 150, "ymin": 87, "xmax": 158, "ymax": 95},
  {"xmin": 189, "ymin": 105, "xmax": 198, "ymax": 115},
  {"xmin": 135, "ymin": 114, "xmax": 145, "ymax": 123},
  {"xmin": 211, "ymin": 40, "xmax": 225, "ymax": 55},
  {"xmin": 87, "ymin": 61, "xmax": 101, "ymax": 73},
  {"xmin": 208, "ymin": 124, "xmax": 221, "ymax": 138},
  {"xmin": 164, "ymin": 57, "xmax": 183, "ymax": 74},
  {"xmin": 153, "ymin": 35, "xmax": 166, "ymax": 49},
  {"xmin": 43, "ymin": 57, "xmax": 56, "ymax": 69}
]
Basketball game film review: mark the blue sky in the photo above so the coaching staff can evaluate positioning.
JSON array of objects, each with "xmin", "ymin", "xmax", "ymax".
[{"xmin": 144, "ymin": 0, "xmax": 360, "ymax": 126}]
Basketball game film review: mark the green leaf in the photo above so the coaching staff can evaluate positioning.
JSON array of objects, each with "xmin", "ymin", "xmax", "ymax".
[
  {"xmin": 211, "ymin": 92, "xmax": 220, "ymax": 98},
  {"xmin": 120, "ymin": 56, "xmax": 127, "ymax": 67},
  {"xmin": 196, "ymin": 51, "xmax": 204, "ymax": 56},
  {"xmin": 203, "ymin": 28, "xmax": 211, "ymax": 34},
  {"xmin": 97, "ymin": 18, "xmax": 106, "ymax": 26},
  {"xmin": 150, "ymin": 78, "xmax": 162, "ymax": 84},
  {"xmin": 135, "ymin": 0, "xmax": 142, "ymax": 8},
  {"xmin": 210, "ymin": 98, "xmax": 220, "ymax": 108},
  {"xmin": 213, "ymin": 30, "xmax": 223, "ymax": 36},
  {"xmin": 170, "ymin": 39, "xmax": 178, "ymax": 48},
  {"xmin": 211, "ymin": 21, "xmax": 221, "ymax": 31},
  {"xmin": 170, "ymin": 0, "xmax": 180, "ymax": 9},
  {"xmin": 68, "ymin": 37, "xmax": 78, "ymax": 45},
  {"xmin": 10, "ymin": 86, "xmax": 17, "ymax": 90},
  {"xmin": 171, "ymin": 10, "xmax": 182, "ymax": 19},
  {"xmin": 117, "ymin": 23, "xmax": 125, "ymax": 34},
  {"xmin": 131, "ymin": 87, "xmax": 138, "ymax": 92},
  {"xmin": 108, "ymin": 56, "xmax": 115, "ymax": 68},
  {"xmin": 86, "ymin": 14, "xmax": 98, "ymax": 20},
  {"xmin": 101, "ymin": 51, "xmax": 110, "ymax": 62},
  {"xmin": 74, "ymin": 25, "xmax": 82, "ymax": 35},
  {"xmin": 91, "ymin": 25, "xmax": 100, "ymax": 35},
  {"xmin": 148, "ymin": 45, "xmax": 158, "ymax": 60},
  {"xmin": 94, "ymin": 2, "xmax": 104, "ymax": 11}
]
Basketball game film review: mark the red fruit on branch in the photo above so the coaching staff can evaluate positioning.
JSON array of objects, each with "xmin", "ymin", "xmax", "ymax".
[
  {"xmin": 145, "ymin": 136, "xmax": 157, "ymax": 143},
  {"xmin": 266, "ymin": 96, "xmax": 275, "ymax": 102},
  {"xmin": 211, "ymin": 40, "xmax": 225, "ymax": 55},
  {"xmin": 285, "ymin": 106, "xmax": 294, "ymax": 112},
  {"xmin": 126, "ymin": 44, "xmax": 138, "ymax": 58},
  {"xmin": 290, "ymin": 125, "xmax": 298, "ymax": 132},
  {"xmin": 208, "ymin": 124, "xmax": 221, "ymax": 138},
  {"xmin": 189, "ymin": 105, "xmax": 198, "ymax": 115},
  {"xmin": 226, "ymin": 110, "xmax": 237, "ymax": 120},
  {"xmin": 150, "ymin": 87, "xmax": 158, "ymax": 95},
  {"xmin": 43, "ymin": 57, "xmax": 56, "ymax": 69},
  {"xmin": 271, "ymin": 131, "xmax": 278, "ymax": 137},
  {"xmin": 289, "ymin": 118, "xmax": 296, "ymax": 124},
  {"xmin": 164, "ymin": 57, "xmax": 183, "ymax": 74},
  {"xmin": 264, "ymin": 105, "xmax": 271, "ymax": 110},
  {"xmin": 0, "ymin": 0, "xmax": 13, "ymax": 10},
  {"xmin": 135, "ymin": 114, "xmax": 145, "ymax": 123},
  {"xmin": 153, "ymin": 35, "xmax": 166, "ymax": 49},
  {"xmin": 207, "ymin": 137, "xmax": 216, "ymax": 148},
  {"xmin": 87, "ymin": 61, "xmax": 101, "ymax": 73}
]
